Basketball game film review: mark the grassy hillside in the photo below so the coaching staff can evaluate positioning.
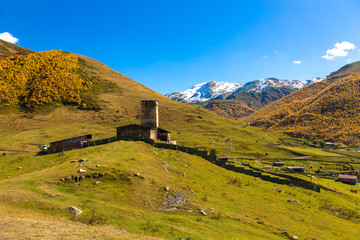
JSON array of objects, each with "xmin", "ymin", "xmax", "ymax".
[
  {"xmin": 248, "ymin": 61, "xmax": 360, "ymax": 146},
  {"xmin": 1, "ymin": 141, "xmax": 360, "ymax": 239},
  {"xmin": 0, "ymin": 51, "xmax": 304, "ymax": 159}
]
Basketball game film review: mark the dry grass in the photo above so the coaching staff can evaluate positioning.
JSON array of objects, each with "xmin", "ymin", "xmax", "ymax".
[
  {"xmin": 0, "ymin": 39, "xmax": 34, "ymax": 57},
  {"xmin": 0, "ymin": 208, "xmax": 161, "ymax": 239},
  {"xmin": 0, "ymin": 141, "xmax": 359, "ymax": 239}
]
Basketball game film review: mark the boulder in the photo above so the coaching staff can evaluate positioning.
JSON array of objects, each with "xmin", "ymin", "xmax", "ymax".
[
  {"xmin": 162, "ymin": 164, "xmax": 171, "ymax": 172},
  {"xmin": 198, "ymin": 208, "xmax": 207, "ymax": 215},
  {"xmin": 160, "ymin": 191, "xmax": 188, "ymax": 211},
  {"xmin": 287, "ymin": 199, "xmax": 300, "ymax": 205},
  {"xmin": 68, "ymin": 206, "xmax": 82, "ymax": 216},
  {"xmin": 77, "ymin": 169, "xmax": 86, "ymax": 173},
  {"xmin": 273, "ymin": 187, "xmax": 281, "ymax": 193}
]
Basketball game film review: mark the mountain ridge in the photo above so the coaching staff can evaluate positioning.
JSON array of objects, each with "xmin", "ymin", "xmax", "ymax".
[
  {"xmin": 166, "ymin": 77, "xmax": 324, "ymax": 119},
  {"xmin": 166, "ymin": 77, "xmax": 324, "ymax": 104}
]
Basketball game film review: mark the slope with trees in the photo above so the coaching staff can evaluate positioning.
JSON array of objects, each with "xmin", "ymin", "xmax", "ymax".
[{"xmin": 249, "ymin": 61, "xmax": 360, "ymax": 146}]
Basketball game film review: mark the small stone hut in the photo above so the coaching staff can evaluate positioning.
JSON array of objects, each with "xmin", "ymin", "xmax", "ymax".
[
  {"xmin": 337, "ymin": 174, "xmax": 357, "ymax": 185},
  {"xmin": 116, "ymin": 100, "xmax": 174, "ymax": 143},
  {"xmin": 286, "ymin": 166, "xmax": 305, "ymax": 172},
  {"xmin": 47, "ymin": 134, "xmax": 92, "ymax": 153}
]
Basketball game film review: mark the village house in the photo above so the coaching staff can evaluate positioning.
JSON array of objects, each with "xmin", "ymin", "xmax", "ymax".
[
  {"xmin": 286, "ymin": 166, "xmax": 305, "ymax": 172},
  {"xmin": 325, "ymin": 142, "xmax": 336, "ymax": 148},
  {"xmin": 337, "ymin": 174, "xmax": 357, "ymax": 185},
  {"xmin": 116, "ymin": 100, "xmax": 175, "ymax": 144}
]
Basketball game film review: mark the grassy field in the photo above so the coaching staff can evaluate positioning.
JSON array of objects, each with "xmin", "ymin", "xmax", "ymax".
[
  {"xmin": 0, "ymin": 141, "xmax": 359, "ymax": 239},
  {"xmin": 279, "ymin": 145, "xmax": 343, "ymax": 157}
]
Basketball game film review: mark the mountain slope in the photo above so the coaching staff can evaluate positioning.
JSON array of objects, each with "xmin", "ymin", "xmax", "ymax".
[
  {"xmin": 0, "ymin": 39, "xmax": 34, "ymax": 57},
  {"xmin": 248, "ymin": 61, "xmax": 360, "ymax": 146},
  {"xmin": 204, "ymin": 99, "xmax": 257, "ymax": 119}
]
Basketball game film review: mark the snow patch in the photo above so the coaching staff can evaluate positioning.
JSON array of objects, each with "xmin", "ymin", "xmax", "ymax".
[{"xmin": 165, "ymin": 81, "xmax": 243, "ymax": 103}]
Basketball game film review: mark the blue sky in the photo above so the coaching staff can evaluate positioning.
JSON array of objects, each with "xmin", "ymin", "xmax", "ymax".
[{"xmin": 1, "ymin": 0, "xmax": 360, "ymax": 94}]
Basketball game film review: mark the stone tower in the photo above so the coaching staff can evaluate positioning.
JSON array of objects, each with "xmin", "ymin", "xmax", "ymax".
[{"xmin": 141, "ymin": 100, "xmax": 159, "ymax": 129}]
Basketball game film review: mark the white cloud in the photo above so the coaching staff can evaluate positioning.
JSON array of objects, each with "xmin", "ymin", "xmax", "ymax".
[
  {"xmin": 263, "ymin": 55, "xmax": 268, "ymax": 58},
  {"xmin": 322, "ymin": 41, "xmax": 355, "ymax": 60},
  {"xmin": 0, "ymin": 32, "xmax": 19, "ymax": 44},
  {"xmin": 293, "ymin": 60, "xmax": 302, "ymax": 64}
]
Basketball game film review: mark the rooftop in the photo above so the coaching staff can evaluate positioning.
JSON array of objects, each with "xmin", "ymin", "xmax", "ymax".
[{"xmin": 338, "ymin": 174, "xmax": 357, "ymax": 180}]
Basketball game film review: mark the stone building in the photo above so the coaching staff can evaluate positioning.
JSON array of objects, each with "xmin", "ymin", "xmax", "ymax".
[
  {"xmin": 47, "ymin": 134, "xmax": 92, "ymax": 153},
  {"xmin": 337, "ymin": 174, "xmax": 357, "ymax": 185},
  {"xmin": 286, "ymin": 166, "xmax": 305, "ymax": 172},
  {"xmin": 116, "ymin": 100, "xmax": 174, "ymax": 143}
]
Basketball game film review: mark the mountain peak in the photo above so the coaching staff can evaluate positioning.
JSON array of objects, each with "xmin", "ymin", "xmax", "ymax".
[{"xmin": 165, "ymin": 81, "xmax": 243, "ymax": 103}]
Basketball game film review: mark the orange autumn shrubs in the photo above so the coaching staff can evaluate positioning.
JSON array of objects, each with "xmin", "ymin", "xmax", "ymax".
[{"xmin": 0, "ymin": 50, "xmax": 88, "ymax": 108}]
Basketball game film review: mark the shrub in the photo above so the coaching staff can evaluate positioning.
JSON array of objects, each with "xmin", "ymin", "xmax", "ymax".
[
  {"xmin": 210, "ymin": 148, "xmax": 219, "ymax": 158},
  {"xmin": 75, "ymin": 209, "xmax": 109, "ymax": 225}
]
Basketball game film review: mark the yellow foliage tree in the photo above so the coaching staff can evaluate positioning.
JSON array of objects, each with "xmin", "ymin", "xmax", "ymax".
[{"xmin": 0, "ymin": 50, "xmax": 85, "ymax": 108}]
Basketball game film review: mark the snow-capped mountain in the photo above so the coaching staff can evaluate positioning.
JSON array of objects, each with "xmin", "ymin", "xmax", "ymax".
[
  {"xmin": 165, "ymin": 81, "xmax": 243, "ymax": 103},
  {"xmin": 166, "ymin": 77, "xmax": 324, "ymax": 103},
  {"xmin": 231, "ymin": 77, "xmax": 324, "ymax": 94},
  {"xmin": 302, "ymin": 77, "xmax": 325, "ymax": 86}
]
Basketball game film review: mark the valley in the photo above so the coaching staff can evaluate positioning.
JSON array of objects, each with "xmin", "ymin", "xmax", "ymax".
[{"xmin": 0, "ymin": 40, "xmax": 359, "ymax": 239}]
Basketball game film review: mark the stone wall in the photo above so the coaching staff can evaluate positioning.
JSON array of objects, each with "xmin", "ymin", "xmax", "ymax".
[{"xmin": 48, "ymin": 134, "xmax": 92, "ymax": 153}]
